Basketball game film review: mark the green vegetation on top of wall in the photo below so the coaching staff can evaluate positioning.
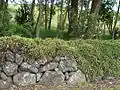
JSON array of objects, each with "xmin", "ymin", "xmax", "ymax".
[
  {"xmin": 0, "ymin": 36, "xmax": 75, "ymax": 58},
  {"xmin": 0, "ymin": 36, "xmax": 120, "ymax": 81},
  {"xmin": 69, "ymin": 39, "xmax": 120, "ymax": 81}
]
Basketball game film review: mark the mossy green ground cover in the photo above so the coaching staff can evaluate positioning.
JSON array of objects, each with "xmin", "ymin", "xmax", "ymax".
[{"xmin": 0, "ymin": 36, "xmax": 120, "ymax": 81}]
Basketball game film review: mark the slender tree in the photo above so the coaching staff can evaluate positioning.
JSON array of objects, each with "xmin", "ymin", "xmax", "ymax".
[
  {"xmin": 34, "ymin": 0, "xmax": 42, "ymax": 38},
  {"xmin": 30, "ymin": 0, "xmax": 35, "ymax": 25},
  {"xmin": 112, "ymin": 0, "xmax": 120, "ymax": 40},
  {"xmin": 68, "ymin": 0, "xmax": 78, "ymax": 36},
  {"xmin": 57, "ymin": 0, "xmax": 64, "ymax": 38},
  {"xmin": 45, "ymin": 0, "xmax": 48, "ymax": 30},
  {"xmin": 0, "ymin": 0, "xmax": 5, "ymax": 10},
  {"xmin": 91, "ymin": 0, "xmax": 101, "ymax": 14},
  {"xmin": 48, "ymin": 0, "xmax": 55, "ymax": 31},
  {"xmin": 5, "ymin": 0, "xmax": 8, "ymax": 8}
]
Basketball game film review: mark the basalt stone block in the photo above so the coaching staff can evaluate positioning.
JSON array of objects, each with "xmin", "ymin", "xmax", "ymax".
[
  {"xmin": 3, "ymin": 62, "xmax": 18, "ymax": 76},
  {"xmin": 0, "ymin": 72, "xmax": 12, "ymax": 83},
  {"xmin": 15, "ymin": 54, "xmax": 23, "ymax": 65},
  {"xmin": 37, "ymin": 59, "xmax": 47, "ymax": 65},
  {"xmin": 67, "ymin": 70, "xmax": 86, "ymax": 85},
  {"xmin": 6, "ymin": 51, "xmax": 15, "ymax": 62},
  {"xmin": 59, "ymin": 60, "xmax": 77, "ymax": 72},
  {"xmin": 39, "ymin": 62, "xmax": 58, "ymax": 72},
  {"xmin": 39, "ymin": 71, "xmax": 65, "ymax": 86},
  {"xmin": 36, "ymin": 73, "xmax": 42, "ymax": 82},
  {"xmin": 13, "ymin": 72, "xmax": 36, "ymax": 86},
  {"xmin": 0, "ymin": 80, "xmax": 11, "ymax": 89},
  {"xmin": 20, "ymin": 62, "xmax": 38, "ymax": 73}
]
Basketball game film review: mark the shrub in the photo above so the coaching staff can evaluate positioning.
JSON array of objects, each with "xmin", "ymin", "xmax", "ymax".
[
  {"xmin": 69, "ymin": 39, "xmax": 120, "ymax": 81},
  {"xmin": 0, "ymin": 36, "xmax": 74, "ymax": 58},
  {"xmin": 0, "ymin": 10, "xmax": 11, "ymax": 36},
  {"xmin": 15, "ymin": 1, "xmax": 32, "ymax": 25},
  {"xmin": 8, "ymin": 23, "xmax": 34, "ymax": 38}
]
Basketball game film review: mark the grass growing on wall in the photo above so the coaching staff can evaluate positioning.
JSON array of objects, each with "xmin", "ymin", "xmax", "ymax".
[
  {"xmin": 0, "ymin": 36, "xmax": 74, "ymax": 58},
  {"xmin": 69, "ymin": 39, "xmax": 120, "ymax": 81},
  {"xmin": 0, "ymin": 36, "xmax": 120, "ymax": 81}
]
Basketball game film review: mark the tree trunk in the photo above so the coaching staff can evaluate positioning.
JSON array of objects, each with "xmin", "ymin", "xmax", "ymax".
[
  {"xmin": 56, "ymin": 0, "xmax": 64, "ymax": 38},
  {"xmin": 67, "ymin": 0, "xmax": 78, "ymax": 36},
  {"xmin": 0, "ymin": 0, "xmax": 8, "ymax": 10},
  {"xmin": 62, "ymin": 10, "xmax": 67, "ymax": 30},
  {"xmin": 91, "ymin": 0, "xmax": 101, "ymax": 14},
  {"xmin": 103, "ymin": 22, "xmax": 106, "ymax": 35},
  {"xmin": 34, "ymin": 0, "xmax": 42, "ymax": 38},
  {"xmin": 56, "ymin": 8, "xmax": 60, "ymax": 38},
  {"xmin": 0, "ymin": 0, "xmax": 5, "ymax": 10},
  {"xmin": 48, "ymin": 0, "xmax": 54, "ymax": 31},
  {"xmin": 31, "ymin": 0, "xmax": 35, "ymax": 25},
  {"xmin": 112, "ymin": 0, "xmax": 120, "ymax": 40},
  {"xmin": 5, "ymin": 0, "xmax": 8, "ymax": 9},
  {"xmin": 45, "ymin": 0, "xmax": 48, "ymax": 30}
]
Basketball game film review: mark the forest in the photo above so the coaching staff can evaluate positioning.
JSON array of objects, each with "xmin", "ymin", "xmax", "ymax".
[{"xmin": 0, "ymin": 0, "xmax": 120, "ymax": 40}]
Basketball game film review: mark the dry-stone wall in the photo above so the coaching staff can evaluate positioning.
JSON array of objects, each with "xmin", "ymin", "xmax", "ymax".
[{"xmin": 0, "ymin": 50, "xmax": 86, "ymax": 89}]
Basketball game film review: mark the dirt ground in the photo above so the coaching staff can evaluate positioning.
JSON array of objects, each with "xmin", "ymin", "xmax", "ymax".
[{"xmin": 4, "ymin": 78, "xmax": 120, "ymax": 90}]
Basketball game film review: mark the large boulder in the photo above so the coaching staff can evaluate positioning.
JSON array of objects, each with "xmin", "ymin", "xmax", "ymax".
[
  {"xmin": 0, "ymin": 80, "xmax": 11, "ymax": 89},
  {"xmin": 67, "ymin": 70, "xmax": 86, "ymax": 85},
  {"xmin": 39, "ymin": 62, "xmax": 58, "ymax": 72},
  {"xmin": 13, "ymin": 72, "xmax": 36, "ymax": 86},
  {"xmin": 39, "ymin": 71, "xmax": 65, "ymax": 86},
  {"xmin": 3, "ymin": 62, "xmax": 18, "ymax": 76},
  {"xmin": 58, "ymin": 60, "xmax": 77, "ymax": 72}
]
